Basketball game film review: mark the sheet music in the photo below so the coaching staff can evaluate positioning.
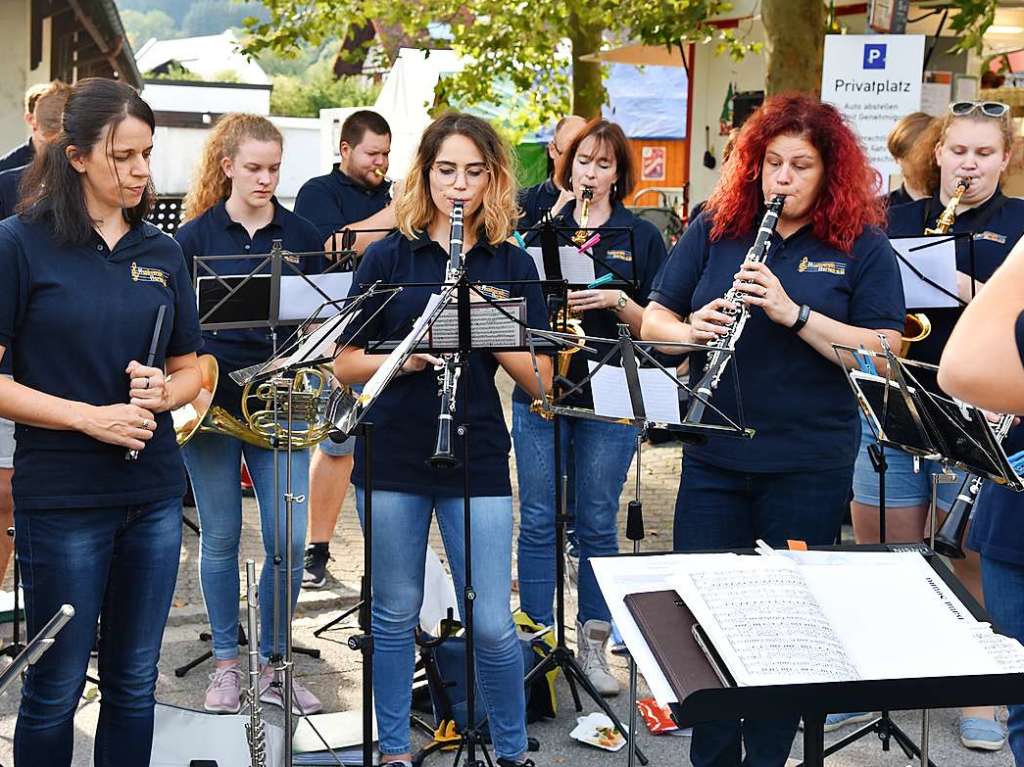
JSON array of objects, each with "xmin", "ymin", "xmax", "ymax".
[
  {"xmin": 588, "ymin": 362, "xmax": 682, "ymax": 424},
  {"xmin": 969, "ymin": 626, "xmax": 1024, "ymax": 673},
  {"xmin": 526, "ymin": 246, "xmax": 597, "ymax": 285},
  {"xmin": 796, "ymin": 551, "xmax": 1002, "ymax": 681},
  {"xmin": 361, "ymin": 293, "xmax": 442, "ymax": 403},
  {"xmin": 671, "ymin": 557, "xmax": 859, "ymax": 686},
  {"xmin": 429, "ymin": 299, "xmax": 526, "ymax": 349},
  {"xmin": 890, "ymin": 236, "xmax": 960, "ymax": 310},
  {"xmin": 279, "ymin": 272, "xmax": 354, "ymax": 321}
]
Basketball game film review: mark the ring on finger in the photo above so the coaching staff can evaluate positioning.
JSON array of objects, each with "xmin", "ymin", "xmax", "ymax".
[{"xmin": 144, "ymin": 377, "xmax": 150, "ymax": 389}]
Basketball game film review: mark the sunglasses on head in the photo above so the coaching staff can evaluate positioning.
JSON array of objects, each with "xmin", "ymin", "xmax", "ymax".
[{"xmin": 949, "ymin": 101, "xmax": 1010, "ymax": 118}]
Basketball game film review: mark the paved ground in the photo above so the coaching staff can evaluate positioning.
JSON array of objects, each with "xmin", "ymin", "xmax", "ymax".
[{"xmin": 0, "ymin": 375, "xmax": 1014, "ymax": 766}]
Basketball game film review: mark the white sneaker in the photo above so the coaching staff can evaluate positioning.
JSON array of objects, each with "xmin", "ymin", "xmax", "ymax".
[{"xmin": 576, "ymin": 619, "xmax": 620, "ymax": 697}]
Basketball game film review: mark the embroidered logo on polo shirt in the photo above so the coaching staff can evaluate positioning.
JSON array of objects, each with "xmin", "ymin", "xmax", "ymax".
[
  {"xmin": 130, "ymin": 261, "xmax": 168, "ymax": 287},
  {"xmin": 606, "ymin": 249, "xmax": 632, "ymax": 262},
  {"xmin": 476, "ymin": 284, "xmax": 511, "ymax": 301},
  {"xmin": 974, "ymin": 231, "xmax": 1008, "ymax": 245},
  {"xmin": 797, "ymin": 256, "xmax": 846, "ymax": 276}
]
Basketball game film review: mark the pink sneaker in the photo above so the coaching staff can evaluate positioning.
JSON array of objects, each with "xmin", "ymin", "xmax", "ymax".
[
  {"xmin": 204, "ymin": 664, "xmax": 243, "ymax": 714},
  {"xmin": 259, "ymin": 666, "xmax": 323, "ymax": 715}
]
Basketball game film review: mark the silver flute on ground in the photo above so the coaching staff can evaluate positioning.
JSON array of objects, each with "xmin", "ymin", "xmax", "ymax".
[
  {"xmin": 245, "ymin": 558, "xmax": 267, "ymax": 767},
  {"xmin": 685, "ymin": 194, "xmax": 786, "ymax": 424},
  {"xmin": 429, "ymin": 200, "xmax": 465, "ymax": 468}
]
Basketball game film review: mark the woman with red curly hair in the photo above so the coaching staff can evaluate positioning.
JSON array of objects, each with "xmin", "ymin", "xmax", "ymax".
[{"xmin": 642, "ymin": 93, "xmax": 905, "ymax": 766}]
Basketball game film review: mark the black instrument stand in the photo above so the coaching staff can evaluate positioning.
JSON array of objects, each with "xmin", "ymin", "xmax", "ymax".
[
  {"xmin": 0, "ymin": 528, "xmax": 24, "ymax": 662},
  {"xmin": 523, "ymin": 324, "xmax": 752, "ymax": 767},
  {"xmin": 831, "ymin": 340, "xmax": 1024, "ymax": 766}
]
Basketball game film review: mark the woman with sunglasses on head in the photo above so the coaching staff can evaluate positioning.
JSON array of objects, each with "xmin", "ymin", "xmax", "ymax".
[
  {"xmin": 513, "ymin": 118, "xmax": 668, "ymax": 696},
  {"xmin": 334, "ymin": 112, "xmax": 551, "ymax": 767},
  {"xmin": 641, "ymin": 93, "xmax": 906, "ymax": 767},
  {"xmin": 0, "ymin": 78, "xmax": 202, "ymax": 767},
  {"xmin": 850, "ymin": 100, "xmax": 1024, "ymax": 750},
  {"xmin": 176, "ymin": 113, "xmax": 326, "ymax": 716}
]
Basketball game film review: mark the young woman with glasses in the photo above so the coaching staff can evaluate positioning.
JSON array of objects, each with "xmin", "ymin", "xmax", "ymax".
[{"xmin": 334, "ymin": 112, "xmax": 552, "ymax": 767}]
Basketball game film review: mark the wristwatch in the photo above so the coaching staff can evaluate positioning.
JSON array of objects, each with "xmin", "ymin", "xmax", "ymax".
[
  {"xmin": 613, "ymin": 291, "xmax": 628, "ymax": 312},
  {"xmin": 791, "ymin": 303, "xmax": 811, "ymax": 332}
]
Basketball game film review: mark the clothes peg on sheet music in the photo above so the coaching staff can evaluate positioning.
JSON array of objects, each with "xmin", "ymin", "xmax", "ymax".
[
  {"xmin": 754, "ymin": 539, "xmax": 776, "ymax": 557},
  {"xmin": 854, "ymin": 346, "xmax": 878, "ymax": 376}
]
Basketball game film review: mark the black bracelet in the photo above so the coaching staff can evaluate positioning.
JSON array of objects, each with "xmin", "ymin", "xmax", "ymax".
[{"xmin": 791, "ymin": 304, "xmax": 811, "ymax": 333}]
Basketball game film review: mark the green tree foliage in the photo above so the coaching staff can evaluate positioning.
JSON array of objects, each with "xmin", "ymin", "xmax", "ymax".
[
  {"xmin": 120, "ymin": 8, "xmax": 177, "ymax": 48},
  {"xmin": 242, "ymin": 0, "xmax": 750, "ymax": 133},
  {"xmin": 269, "ymin": 59, "xmax": 381, "ymax": 117},
  {"xmin": 182, "ymin": 0, "xmax": 268, "ymax": 37}
]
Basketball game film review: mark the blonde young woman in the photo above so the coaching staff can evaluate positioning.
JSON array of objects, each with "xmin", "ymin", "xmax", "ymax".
[
  {"xmin": 334, "ymin": 112, "xmax": 552, "ymax": 767},
  {"xmin": 175, "ymin": 114, "xmax": 325, "ymax": 715}
]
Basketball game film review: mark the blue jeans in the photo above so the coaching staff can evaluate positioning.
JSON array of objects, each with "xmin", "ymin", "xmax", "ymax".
[
  {"xmin": 183, "ymin": 432, "xmax": 309, "ymax": 660},
  {"xmin": 355, "ymin": 489, "xmax": 527, "ymax": 760},
  {"xmin": 14, "ymin": 498, "xmax": 182, "ymax": 767},
  {"xmin": 980, "ymin": 555, "xmax": 1024, "ymax": 765},
  {"xmin": 675, "ymin": 456, "xmax": 853, "ymax": 767},
  {"xmin": 512, "ymin": 399, "xmax": 637, "ymax": 626}
]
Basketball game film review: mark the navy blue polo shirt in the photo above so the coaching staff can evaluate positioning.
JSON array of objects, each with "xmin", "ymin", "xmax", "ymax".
[
  {"xmin": 0, "ymin": 164, "xmax": 26, "ymax": 221},
  {"xmin": 0, "ymin": 139, "xmax": 32, "ymax": 173},
  {"xmin": 0, "ymin": 214, "xmax": 202, "ymax": 509},
  {"xmin": 968, "ymin": 311, "xmax": 1024, "ymax": 566},
  {"xmin": 345, "ymin": 230, "xmax": 549, "ymax": 497},
  {"xmin": 293, "ymin": 166, "xmax": 392, "ymax": 241},
  {"xmin": 651, "ymin": 211, "xmax": 906, "ymax": 472},
  {"xmin": 175, "ymin": 199, "xmax": 324, "ymax": 416},
  {"xmin": 888, "ymin": 191, "xmax": 1024, "ymax": 367},
  {"xmin": 513, "ymin": 200, "xmax": 668, "ymax": 407},
  {"xmin": 518, "ymin": 178, "xmax": 560, "ymax": 229}
]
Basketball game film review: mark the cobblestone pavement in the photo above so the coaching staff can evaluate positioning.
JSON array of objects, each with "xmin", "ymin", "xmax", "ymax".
[{"xmin": 0, "ymin": 376, "xmax": 1013, "ymax": 765}]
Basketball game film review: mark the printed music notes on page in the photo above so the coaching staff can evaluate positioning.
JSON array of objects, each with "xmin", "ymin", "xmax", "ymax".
[{"xmin": 671, "ymin": 557, "xmax": 860, "ymax": 687}]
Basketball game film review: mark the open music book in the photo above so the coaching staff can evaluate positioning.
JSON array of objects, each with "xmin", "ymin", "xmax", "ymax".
[{"xmin": 667, "ymin": 551, "xmax": 1024, "ymax": 688}]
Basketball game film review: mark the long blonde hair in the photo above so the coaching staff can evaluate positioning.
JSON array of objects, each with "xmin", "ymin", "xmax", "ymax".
[
  {"xmin": 395, "ymin": 112, "xmax": 519, "ymax": 246},
  {"xmin": 182, "ymin": 113, "xmax": 283, "ymax": 222}
]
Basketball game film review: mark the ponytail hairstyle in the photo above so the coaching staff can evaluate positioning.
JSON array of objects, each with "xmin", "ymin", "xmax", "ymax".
[
  {"xmin": 18, "ymin": 77, "xmax": 156, "ymax": 245},
  {"xmin": 182, "ymin": 113, "xmax": 283, "ymax": 222}
]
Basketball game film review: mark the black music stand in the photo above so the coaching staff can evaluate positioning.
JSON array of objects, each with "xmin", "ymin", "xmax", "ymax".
[
  {"xmin": 612, "ymin": 546, "xmax": 1024, "ymax": 767},
  {"xmin": 522, "ymin": 325, "xmax": 754, "ymax": 767},
  {"xmin": 176, "ymin": 244, "xmax": 359, "ymax": 684},
  {"xmin": 831, "ymin": 341, "xmax": 1023, "ymax": 764}
]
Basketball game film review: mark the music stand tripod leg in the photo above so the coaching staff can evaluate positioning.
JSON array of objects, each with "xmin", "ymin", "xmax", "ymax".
[{"xmin": 626, "ymin": 429, "xmax": 645, "ymax": 767}]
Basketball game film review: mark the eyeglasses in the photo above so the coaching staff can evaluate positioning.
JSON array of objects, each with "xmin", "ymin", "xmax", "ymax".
[
  {"xmin": 949, "ymin": 101, "xmax": 1010, "ymax": 118},
  {"xmin": 431, "ymin": 162, "xmax": 490, "ymax": 186}
]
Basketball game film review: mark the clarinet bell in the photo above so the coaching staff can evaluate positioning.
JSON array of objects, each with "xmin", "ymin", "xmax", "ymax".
[{"xmin": 933, "ymin": 483, "xmax": 973, "ymax": 559}]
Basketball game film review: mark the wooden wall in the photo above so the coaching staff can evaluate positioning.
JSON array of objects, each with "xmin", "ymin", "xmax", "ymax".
[{"xmin": 627, "ymin": 138, "xmax": 689, "ymax": 207}]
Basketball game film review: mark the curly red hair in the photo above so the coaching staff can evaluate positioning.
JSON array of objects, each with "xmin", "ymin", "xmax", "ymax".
[{"xmin": 706, "ymin": 93, "xmax": 885, "ymax": 253}]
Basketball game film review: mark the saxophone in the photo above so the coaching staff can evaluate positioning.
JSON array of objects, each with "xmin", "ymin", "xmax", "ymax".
[
  {"xmin": 902, "ymin": 177, "xmax": 971, "ymax": 356},
  {"xmin": 684, "ymin": 194, "xmax": 786, "ymax": 425},
  {"xmin": 572, "ymin": 186, "xmax": 593, "ymax": 246},
  {"xmin": 244, "ymin": 559, "xmax": 266, "ymax": 767}
]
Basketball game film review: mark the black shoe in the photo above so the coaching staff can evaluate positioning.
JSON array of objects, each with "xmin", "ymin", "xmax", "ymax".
[
  {"xmin": 302, "ymin": 543, "xmax": 330, "ymax": 589},
  {"xmin": 497, "ymin": 759, "xmax": 535, "ymax": 767}
]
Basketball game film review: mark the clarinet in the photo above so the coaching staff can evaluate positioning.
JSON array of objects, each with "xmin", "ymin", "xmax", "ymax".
[
  {"xmin": 429, "ymin": 201, "xmax": 465, "ymax": 468},
  {"xmin": 934, "ymin": 412, "xmax": 1014, "ymax": 559},
  {"xmin": 244, "ymin": 559, "xmax": 266, "ymax": 767},
  {"xmin": 685, "ymin": 194, "xmax": 786, "ymax": 424}
]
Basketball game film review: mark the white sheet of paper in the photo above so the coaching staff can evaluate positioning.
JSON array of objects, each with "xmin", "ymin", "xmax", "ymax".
[
  {"xmin": 279, "ymin": 272, "xmax": 355, "ymax": 321},
  {"xmin": 526, "ymin": 245, "xmax": 597, "ymax": 285},
  {"xmin": 890, "ymin": 236, "xmax": 959, "ymax": 310},
  {"xmin": 591, "ymin": 553, "xmax": 738, "ymax": 705},
  {"xmin": 587, "ymin": 362, "xmax": 682, "ymax": 424}
]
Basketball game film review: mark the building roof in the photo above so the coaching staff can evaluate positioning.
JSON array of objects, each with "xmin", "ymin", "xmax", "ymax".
[{"xmin": 135, "ymin": 30, "xmax": 270, "ymax": 85}]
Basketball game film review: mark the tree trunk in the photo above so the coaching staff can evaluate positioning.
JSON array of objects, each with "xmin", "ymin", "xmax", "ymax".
[
  {"xmin": 568, "ymin": 6, "xmax": 605, "ymax": 119},
  {"xmin": 761, "ymin": 0, "xmax": 825, "ymax": 96}
]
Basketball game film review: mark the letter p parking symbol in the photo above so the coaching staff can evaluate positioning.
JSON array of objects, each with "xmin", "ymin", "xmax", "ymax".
[{"xmin": 863, "ymin": 44, "xmax": 886, "ymax": 70}]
